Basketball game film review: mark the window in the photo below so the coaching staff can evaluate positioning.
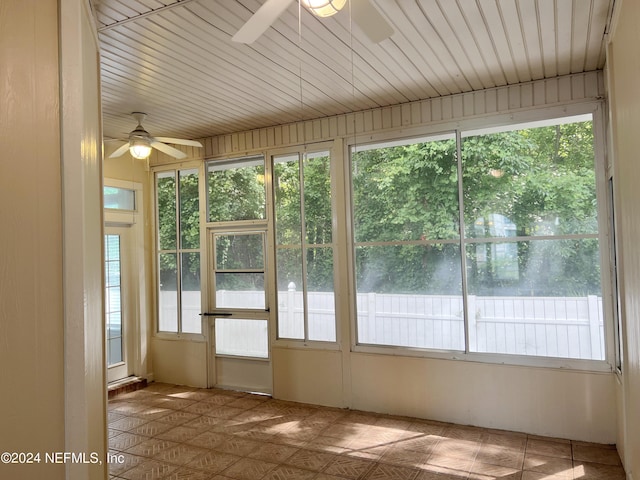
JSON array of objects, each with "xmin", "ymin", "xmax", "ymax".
[
  {"xmin": 274, "ymin": 151, "xmax": 336, "ymax": 342},
  {"xmin": 207, "ymin": 156, "xmax": 265, "ymax": 222},
  {"xmin": 105, "ymin": 234, "xmax": 123, "ymax": 364},
  {"xmin": 156, "ymin": 169, "xmax": 201, "ymax": 334},
  {"xmin": 352, "ymin": 135, "xmax": 464, "ymax": 350},
  {"xmin": 104, "ymin": 185, "xmax": 135, "ymax": 211},
  {"xmin": 463, "ymin": 117, "xmax": 603, "ymax": 360},
  {"xmin": 351, "ymin": 114, "xmax": 606, "ymax": 361}
]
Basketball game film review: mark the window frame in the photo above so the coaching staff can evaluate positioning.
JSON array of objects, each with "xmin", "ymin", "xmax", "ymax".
[
  {"xmin": 153, "ymin": 162, "xmax": 205, "ymax": 340},
  {"xmin": 269, "ymin": 142, "xmax": 341, "ymax": 350},
  {"xmin": 346, "ymin": 102, "xmax": 616, "ymax": 372}
]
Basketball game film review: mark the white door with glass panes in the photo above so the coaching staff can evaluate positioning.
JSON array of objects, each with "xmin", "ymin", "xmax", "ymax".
[
  {"xmin": 205, "ymin": 156, "xmax": 272, "ymax": 393},
  {"xmin": 105, "ymin": 226, "xmax": 134, "ymax": 383}
]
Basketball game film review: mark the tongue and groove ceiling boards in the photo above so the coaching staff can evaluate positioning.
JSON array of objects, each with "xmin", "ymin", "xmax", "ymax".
[{"xmin": 92, "ymin": 0, "xmax": 613, "ymax": 142}]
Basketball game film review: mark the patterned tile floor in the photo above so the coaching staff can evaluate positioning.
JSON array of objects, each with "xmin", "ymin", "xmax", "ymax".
[{"xmin": 108, "ymin": 383, "xmax": 626, "ymax": 480}]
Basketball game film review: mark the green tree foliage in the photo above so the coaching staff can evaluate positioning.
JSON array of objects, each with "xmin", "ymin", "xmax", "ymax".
[
  {"xmin": 352, "ymin": 121, "xmax": 600, "ymax": 296},
  {"xmin": 158, "ymin": 121, "xmax": 600, "ymax": 297}
]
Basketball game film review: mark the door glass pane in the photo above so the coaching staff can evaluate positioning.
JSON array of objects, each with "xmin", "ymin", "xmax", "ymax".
[
  {"xmin": 159, "ymin": 253, "xmax": 178, "ymax": 332},
  {"xmin": 181, "ymin": 252, "xmax": 201, "ymax": 334},
  {"xmin": 215, "ymin": 234, "xmax": 264, "ymax": 270},
  {"xmin": 215, "ymin": 318, "xmax": 268, "ymax": 358},
  {"xmin": 215, "ymin": 273, "xmax": 265, "ymax": 309},
  {"xmin": 104, "ymin": 234, "xmax": 123, "ymax": 365},
  {"xmin": 214, "ymin": 232, "xmax": 266, "ymax": 310},
  {"xmin": 207, "ymin": 156, "xmax": 266, "ymax": 222}
]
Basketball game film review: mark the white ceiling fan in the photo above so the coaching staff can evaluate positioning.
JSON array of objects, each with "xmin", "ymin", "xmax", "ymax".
[
  {"xmin": 232, "ymin": 0, "xmax": 393, "ymax": 45},
  {"xmin": 109, "ymin": 112, "xmax": 203, "ymax": 160}
]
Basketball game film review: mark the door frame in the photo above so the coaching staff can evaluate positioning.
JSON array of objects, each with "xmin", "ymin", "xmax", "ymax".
[
  {"xmin": 105, "ymin": 225, "xmax": 134, "ymax": 383},
  {"xmin": 206, "ymin": 224, "xmax": 273, "ymax": 394},
  {"xmin": 104, "ymin": 178, "xmax": 148, "ymax": 384}
]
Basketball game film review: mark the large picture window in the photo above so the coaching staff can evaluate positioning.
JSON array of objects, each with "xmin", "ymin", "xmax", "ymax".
[
  {"xmin": 352, "ymin": 135, "xmax": 464, "ymax": 350},
  {"xmin": 352, "ymin": 114, "xmax": 605, "ymax": 361},
  {"xmin": 156, "ymin": 169, "xmax": 201, "ymax": 334}
]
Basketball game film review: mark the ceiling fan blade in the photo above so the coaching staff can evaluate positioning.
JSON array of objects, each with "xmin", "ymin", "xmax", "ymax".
[
  {"xmin": 108, "ymin": 142, "xmax": 130, "ymax": 158},
  {"xmin": 232, "ymin": 0, "xmax": 293, "ymax": 44},
  {"xmin": 151, "ymin": 140, "xmax": 187, "ymax": 159},
  {"xmin": 352, "ymin": 0, "xmax": 393, "ymax": 43},
  {"xmin": 154, "ymin": 137, "xmax": 203, "ymax": 147}
]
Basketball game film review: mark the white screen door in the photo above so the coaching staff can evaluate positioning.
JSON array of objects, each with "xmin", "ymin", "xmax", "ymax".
[{"xmin": 206, "ymin": 229, "xmax": 272, "ymax": 393}]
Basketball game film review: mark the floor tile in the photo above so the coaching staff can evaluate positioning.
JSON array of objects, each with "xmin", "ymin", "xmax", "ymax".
[
  {"xmin": 523, "ymin": 453, "xmax": 573, "ymax": 478},
  {"xmin": 125, "ymin": 438, "xmax": 180, "ymax": 458},
  {"xmin": 119, "ymin": 459, "xmax": 178, "ymax": 480},
  {"xmin": 249, "ymin": 442, "xmax": 299, "ymax": 463},
  {"xmin": 109, "ymin": 432, "xmax": 150, "ymax": 452},
  {"xmin": 573, "ymin": 461, "xmax": 627, "ymax": 480},
  {"xmin": 152, "ymin": 443, "xmax": 209, "ymax": 466},
  {"xmin": 156, "ymin": 425, "xmax": 204, "ymax": 443},
  {"xmin": 323, "ymin": 455, "xmax": 376, "ymax": 479},
  {"xmin": 284, "ymin": 449, "xmax": 335, "ymax": 471},
  {"xmin": 261, "ymin": 465, "xmax": 316, "ymax": 480},
  {"xmin": 220, "ymin": 458, "xmax": 278, "ymax": 480},
  {"xmin": 109, "ymin": 416, "xmax": 150, "ymax": 433},
  {"xmin": 475, "ymin": 443, "xmax": 524, "ymax": 469},
  {"xmin": 572, "ymin": 443, "xmax": 622, "ymax": 466},
  {"xmin": 468, "ymin": 461, "xmax": 522, "ymax": 480},
  {"xmin": 107, "ymin": 452, "xmax": 146, "ymax": 477},
  {"xmin": 163, "ymin": 466, "xmax": 214, "ymax": 479},
  {"xmin": 525, "ymin": 438, "xmax": 572, "ymax": 459},
  {"xmin": 364, "ymin": 462, "xmax": 419, "ymax": 480},
  {"xmin": 107, "ymin": 384, "xmax": 626, "ymax": 480},
  {"xmin": 186, "ymin": 450, "xmax": 241, "ymax": 474}
]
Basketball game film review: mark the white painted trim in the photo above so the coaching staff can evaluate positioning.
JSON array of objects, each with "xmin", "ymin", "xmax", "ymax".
[{"xmin": 193, "ymin": 72, "xmax": 605, "ymax": 159}]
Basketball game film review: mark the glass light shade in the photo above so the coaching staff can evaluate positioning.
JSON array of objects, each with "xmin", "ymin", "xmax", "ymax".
[
  {"xmin": 129, "ymin": 138, "xmax": 152, "ymax": 159},
  {"xmin": 301, "ymin": 0, "xmax": 347, "ymax": 17}
]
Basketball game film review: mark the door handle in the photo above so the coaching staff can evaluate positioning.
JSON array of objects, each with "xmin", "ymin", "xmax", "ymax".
[{"xmin": 200, "ymin": 312, "xmax": 233, "ymax": 316}]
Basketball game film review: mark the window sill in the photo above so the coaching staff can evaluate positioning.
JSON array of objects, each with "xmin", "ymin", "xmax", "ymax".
[{"xmin": 351, "ymin": 343, "xmax": 614, "ymax": 373}]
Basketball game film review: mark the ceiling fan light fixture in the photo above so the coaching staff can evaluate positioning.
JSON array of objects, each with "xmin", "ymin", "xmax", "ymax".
[
  {"xmin": 301, "ymin": 0, "xmax": 347, "ymax": 18},
  {"xmin": 129, "ymin": 137, "xmax": 152, "ymax": 159}
]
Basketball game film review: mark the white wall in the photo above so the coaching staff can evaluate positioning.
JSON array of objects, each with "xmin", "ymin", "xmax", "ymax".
[
  {"xmin": 0, "ymin": 2, "xmax": 65, "ymax": 478},
  {"xmin": 152, "ymin": 338, "xmax": 208, "ymax": 387},
  {"xmin": 0, "ymin": 1, "xmax": 106, "ymax": 479},
  {"xmin": 607, "ymin": 0, "xmax": 640, "ymax": 476},
  {"xmin": 351, "ymin": 354, "xmax": 616, "ymax": 442}
]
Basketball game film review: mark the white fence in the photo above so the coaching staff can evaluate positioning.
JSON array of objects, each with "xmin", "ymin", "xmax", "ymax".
[{"xmin": 160, "ymin": 289, "xmax": 605, "ymax": 360}]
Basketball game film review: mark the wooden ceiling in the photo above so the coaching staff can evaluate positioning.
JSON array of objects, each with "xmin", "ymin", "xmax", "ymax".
[{"xmin": 93, "ymin": 0, "xmax": 614, "ymax": 142}]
